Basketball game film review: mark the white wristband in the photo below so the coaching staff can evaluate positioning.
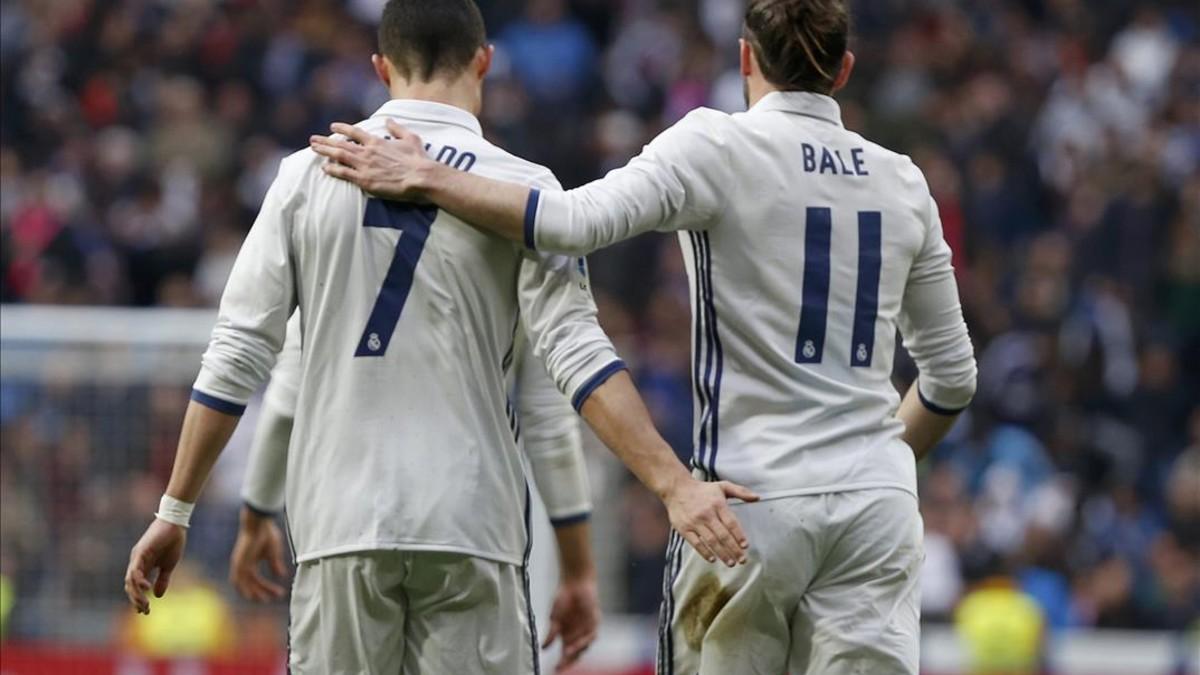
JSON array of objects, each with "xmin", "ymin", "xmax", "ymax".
[{"xmin": 155, "ymin": 495, "xmax": 194, "ymax": 528}]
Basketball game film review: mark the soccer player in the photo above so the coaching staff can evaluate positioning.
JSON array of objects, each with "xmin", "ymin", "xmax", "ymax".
[
  {"xmin": 309, "ymin": 0, "xmax": 978, "ymax": 672},
  {"xmin": 122, "ymin": 2, "xmax": 757, "ymax": 673},
  {"xmin": 228, "ymin": 314, "xmax": 603, "ymax": 670}
]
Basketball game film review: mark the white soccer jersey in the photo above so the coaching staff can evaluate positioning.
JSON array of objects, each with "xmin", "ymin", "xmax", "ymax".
[
  {"xmin": 241, "ymin": 313, "xmax": 593, "ymax": 526},
  {"xmin": 193, "ymin": 99, "xmax": 622, "ymax": 566},
  {"xmin": 524, "ymin": 91, "xmax": 977, "ymax": 499}
]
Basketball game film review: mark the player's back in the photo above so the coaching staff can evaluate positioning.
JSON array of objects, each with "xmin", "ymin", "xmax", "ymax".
[
  {"xmin": 680, "ymin": 92, "xmax": 965, "ymax": 498},
  {"xmin": 273, "ymin": 100, "xmax": 562, "ymax": 565}
]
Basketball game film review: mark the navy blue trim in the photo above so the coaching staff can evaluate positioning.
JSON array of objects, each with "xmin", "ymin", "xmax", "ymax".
[
  {"xmin": 571, "ymin": 360, "xmax": 628, "ymax": 411},
  {"xmin": 190, "ymin": 389, "xmax": 246, "ymax": 416},
  {"xmin": 795, "ymin": 207, "xmax": 832, "ymax": 364},
  {"xmin": 657, "ymin": 530, "xmax": 684, "ymax": 674},
  {"xmin": 549, "ymin": 512, "xmax": 591, "ymax": 528},
  {"xmin": 850, "ymin": 211, "xmax": 882, "ymax": 368},
  {"xmin": 242, "ymin": 500, "xmax": 278, "ymax": 519},
  {"xmin": 523, "ymin": 189, "xmax": 541, "ymax": 250},
  {"xmin": 521, "ymin": 483, "xmax": 542, "ymax": 675},
  {"xmin": 700, "ymin": 232, "xmax": 724, "ymax": 478},
  {"xmin": 918, "ymin": 388, "xmax": 968, "ymax": 416},
  {"xmin": 687, "ymin": 233, "xmax": 710, "ymax": 473}
]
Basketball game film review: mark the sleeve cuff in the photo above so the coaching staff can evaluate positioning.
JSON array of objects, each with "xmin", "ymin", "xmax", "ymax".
[
  {"xmin": 523, "ymin": 188, "xmax": 541, "ymax": 251},
  {"xmin": 191, "ymin": 389, "xmax": 247, "ymax": 416},
  {"xmin": 918, "ymin": 387, "xmax": 968, "ymax": 416},
  {"xmin": 550, "ymin": 512, "xmax": 591, "ymax": 528},
  {"xmin": 570, "ymin": 360, "xmax": 628, "ymax": 412},
  {"xmin": 242, "ymin": 500, "xmax": 279, "ymax": 518}
]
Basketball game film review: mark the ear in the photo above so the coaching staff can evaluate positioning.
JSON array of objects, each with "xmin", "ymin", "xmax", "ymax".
[
  {"xmin": 475, "ymin": 45, "xmax": 494, "ymax": 80},
  {"xmin": 831, "ymin": 51, "xmax": 855, "ymax": 93},
  {"xmin": 372, "ymin": 54, "xmax": 392, "ymax": 89},
  {"xmin": 739, "ymin": 38, "xmax": 754, "ymax": 78}
]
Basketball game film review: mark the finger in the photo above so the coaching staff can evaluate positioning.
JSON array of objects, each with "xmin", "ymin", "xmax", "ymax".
[
  {"xmin": 561, "ymin": 632, "xmax": 596, "ymax": 669},
  {"xmin": 255, "ymin": 571, "xmax": 287, "ymax": 599},
  {"xmin": 717, "ymin": 480, "xmax": 760, "ymax": 503},
  {"xmin": 126, "ymin": 565, "xmax": 150, "ymax": 613},
  {"xmin": 683, "ymin": 529, "xmax": 718, "ymax": 565},
  {"xmin": 707, "ymin": 513, "xmax": 746, "ymax": 566},
  {"xmin": 322, "ymin": 162, "xmax": 364, "ymax": 184},
  {"xmin": 715, "ymin": 504, "xmax": 751, "ymax": 553},
  {"xmin": 269, "ymin": 545, "xmax": 290, "ymax": 580},
  {"xmin": 697, "ymin": 518, "xmax": 739, "ymax": 567},
  {"xmin": 384, "ymin": 119, "xmax": 421, "ymax": 146},
  {"xmin": 330, "ymin": 122, "xmax": 373, "ymax": 145},
  {"xmin": 309, "ymin": 136, "xmax": 364, "ymax": 163},
  {"xmin": 311, "ymin": 142, "xmax": 365, "ymax": 170},
  {"xmin": 541, "ymin": 618, "xmax": 561, "ymax": 649}
]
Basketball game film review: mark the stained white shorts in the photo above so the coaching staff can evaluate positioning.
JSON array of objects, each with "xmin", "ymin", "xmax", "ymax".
[
  {"xmin": 657, "ymin": 488, "xmax": 923, "ymax": 675},
  {"xmin": 288, "ymin": 550, "xmax": 538, "ymax": 674}
]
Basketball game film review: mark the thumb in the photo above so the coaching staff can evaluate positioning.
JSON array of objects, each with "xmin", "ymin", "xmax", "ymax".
[
  {"xmin": 153, "ymin": 561, "xmax": 176, "ymax": 598},
  {"xmin": 717, "ymin": 481, "xmax": 760, "ymax": 503},
  {"xmin": 541, "ymin": 617, "xmax": 561, "ymax": 649},
  {"xmin": 269, "ymin": 542, "xmax": 290, "ymax": 580}
]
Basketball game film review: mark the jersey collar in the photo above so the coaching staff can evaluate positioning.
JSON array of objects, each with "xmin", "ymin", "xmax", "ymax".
[
  {"xmin": 371, "ymin": 98, "xmax": 483, "ymax": 136},
  {"xmin": 749, "ymin": 91, "xmax": 844, "ymax": 128}
]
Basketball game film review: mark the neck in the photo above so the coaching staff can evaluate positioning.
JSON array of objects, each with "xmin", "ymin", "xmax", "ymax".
[
  {"xmin": 388, "ymin": 74, "xmax": 480, "ymax": 117},
  {"xmin": 745, "ymin": 76, "xmax": 779, "ymax": 108}
]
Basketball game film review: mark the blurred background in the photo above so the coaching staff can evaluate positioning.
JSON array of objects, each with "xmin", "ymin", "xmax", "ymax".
[{"xmin": 0, "ymin": 0, "xmax": 1197, "ymax": 673}]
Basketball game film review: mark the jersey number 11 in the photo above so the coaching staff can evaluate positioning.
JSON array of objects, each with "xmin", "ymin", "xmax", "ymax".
[{"xmin": 795, "ymin": 207, "xmax": 881, "ymax": 368}]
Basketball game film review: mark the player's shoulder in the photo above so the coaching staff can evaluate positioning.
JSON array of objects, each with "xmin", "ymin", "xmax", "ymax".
[
  {"xmin": 842, "ymin": 129, "xmax": 928, "ymax": 190},
  {"xmin": 472, "ymin": 141, "xmax": 561, "ymax": 192}
]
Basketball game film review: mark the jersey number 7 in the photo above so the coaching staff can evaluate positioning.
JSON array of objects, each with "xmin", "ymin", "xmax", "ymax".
[
  {"xmin": 355, "ymin": 199, "xmax": 439, "ymax": 357},
  {"xmin": 795, "ymin": 207, "xmax": 882, "ymax": 367}
]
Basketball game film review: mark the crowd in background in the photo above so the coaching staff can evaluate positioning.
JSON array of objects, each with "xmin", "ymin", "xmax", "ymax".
[{"xmin": 1, "ymin": 0, "xmax": 1198, "ymax": 650}]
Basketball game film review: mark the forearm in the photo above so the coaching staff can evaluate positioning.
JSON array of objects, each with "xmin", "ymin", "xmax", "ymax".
[
  {"xmin": 578, "ymin": 370, "xmax": 691, "ymax": 500},
  {"xmin": 416, "ymin": 160, "xmax": 529, "ymax": 243},
  {"xmin": 553, "ymin": 520, "xmax": 596, "ymax": 582},
  {"xmin": 164, "ymin": 401, "xmax": 242, "ymax": 502},
  {"xmin": 897, "ymin": 381, "xmax": 960, "ymax": 461}
]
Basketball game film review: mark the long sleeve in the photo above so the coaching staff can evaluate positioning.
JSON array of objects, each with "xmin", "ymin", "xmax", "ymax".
[
  {"xmin": 518, "ymin": 250, "xmax": 625, "ymax": 410},
  {"xmin": 898, "ymin": 190, "xmax": 977, "ymax": 413},
  {"xmin": 192, "ymin": 157, "xmax": 302, "ymax": 413},
  {"xmin": 513, "ymin": 332, "xmax": 592, "ymax": 525},
  {"xmin": 527, "ymin": 108, "xmax": 731, "ymax": 255},
  {"xmin": 240, "ymin": 312, "xmax": 302, "ymax": 514}
]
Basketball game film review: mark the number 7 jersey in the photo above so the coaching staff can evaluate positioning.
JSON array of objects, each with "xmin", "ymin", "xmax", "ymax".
[
  {"xmin": 192, "ymin": 100, "xmax": 622, "ymax": 566},
  {"xmin": 524, "ymin": 91, "xmax": 977, "ymax": 499}
]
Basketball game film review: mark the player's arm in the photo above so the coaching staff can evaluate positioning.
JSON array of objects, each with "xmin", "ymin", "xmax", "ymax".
[
  {"xmin": 124, "ymin": 160, "xmax": 301, "ymax": 615},
  {"xmin": 517, "ymin": 247, "xmax": 756, "ymax": 568},
  {"xmin": 513, "ymin": 337, "xmax": 599, "ymax": 668},
  {"xmin": 311, "ymin": 111, "xmax": 728, "ymax": 255},
  {"xmin": 896, "ymin": 187, "xmax": 977, "ymax": 460},
  {"xmin": 230, "ymin": 313, "xmax": 302, "ymax": 602}
]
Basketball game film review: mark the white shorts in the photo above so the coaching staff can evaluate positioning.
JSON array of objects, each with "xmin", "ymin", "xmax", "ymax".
[
  {"xmin": 288, "ymin": 550, "xmax": 538, "ymax": 674},
  {"xmin": 657, "ymin": 488, "xmax": 923, "ymax": 675}
]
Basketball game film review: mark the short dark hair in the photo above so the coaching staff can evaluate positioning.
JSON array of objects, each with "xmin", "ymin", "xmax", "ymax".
[
  {"xmin": 743, "ymin": 0, "xmax": 850, "ymax": 95},
  {"xmin": 378, "ymin": 0, "xmax": 487, "ymax": 82}
]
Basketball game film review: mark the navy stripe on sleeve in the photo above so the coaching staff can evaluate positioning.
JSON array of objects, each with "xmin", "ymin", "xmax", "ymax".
[
  {"xmin": 918, "ymin": 387, "xmax": 968, "ymax": 416},
  {"xmin": 549, "ymin": 512, "xmax": 591, "ymax": 528},
  {"xmin": 523, "ymin": 188, "xmax": 542, "ymax": 250},
  {"xmin": 571, "ymin": 360, "xmax": 629, "ymax": 411},
  {"xmin": 190, "ymin": 389, "xmax": 247, "ymax": 416}
]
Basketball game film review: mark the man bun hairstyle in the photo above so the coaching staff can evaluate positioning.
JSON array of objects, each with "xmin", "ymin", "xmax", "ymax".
[
  {"xmin": 744, "ymin": 0, "xmax": 850, "ymax": 95},
  {"xmin": 378, "ymin": 0, "xmax": 487, "ymax": 82}
]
